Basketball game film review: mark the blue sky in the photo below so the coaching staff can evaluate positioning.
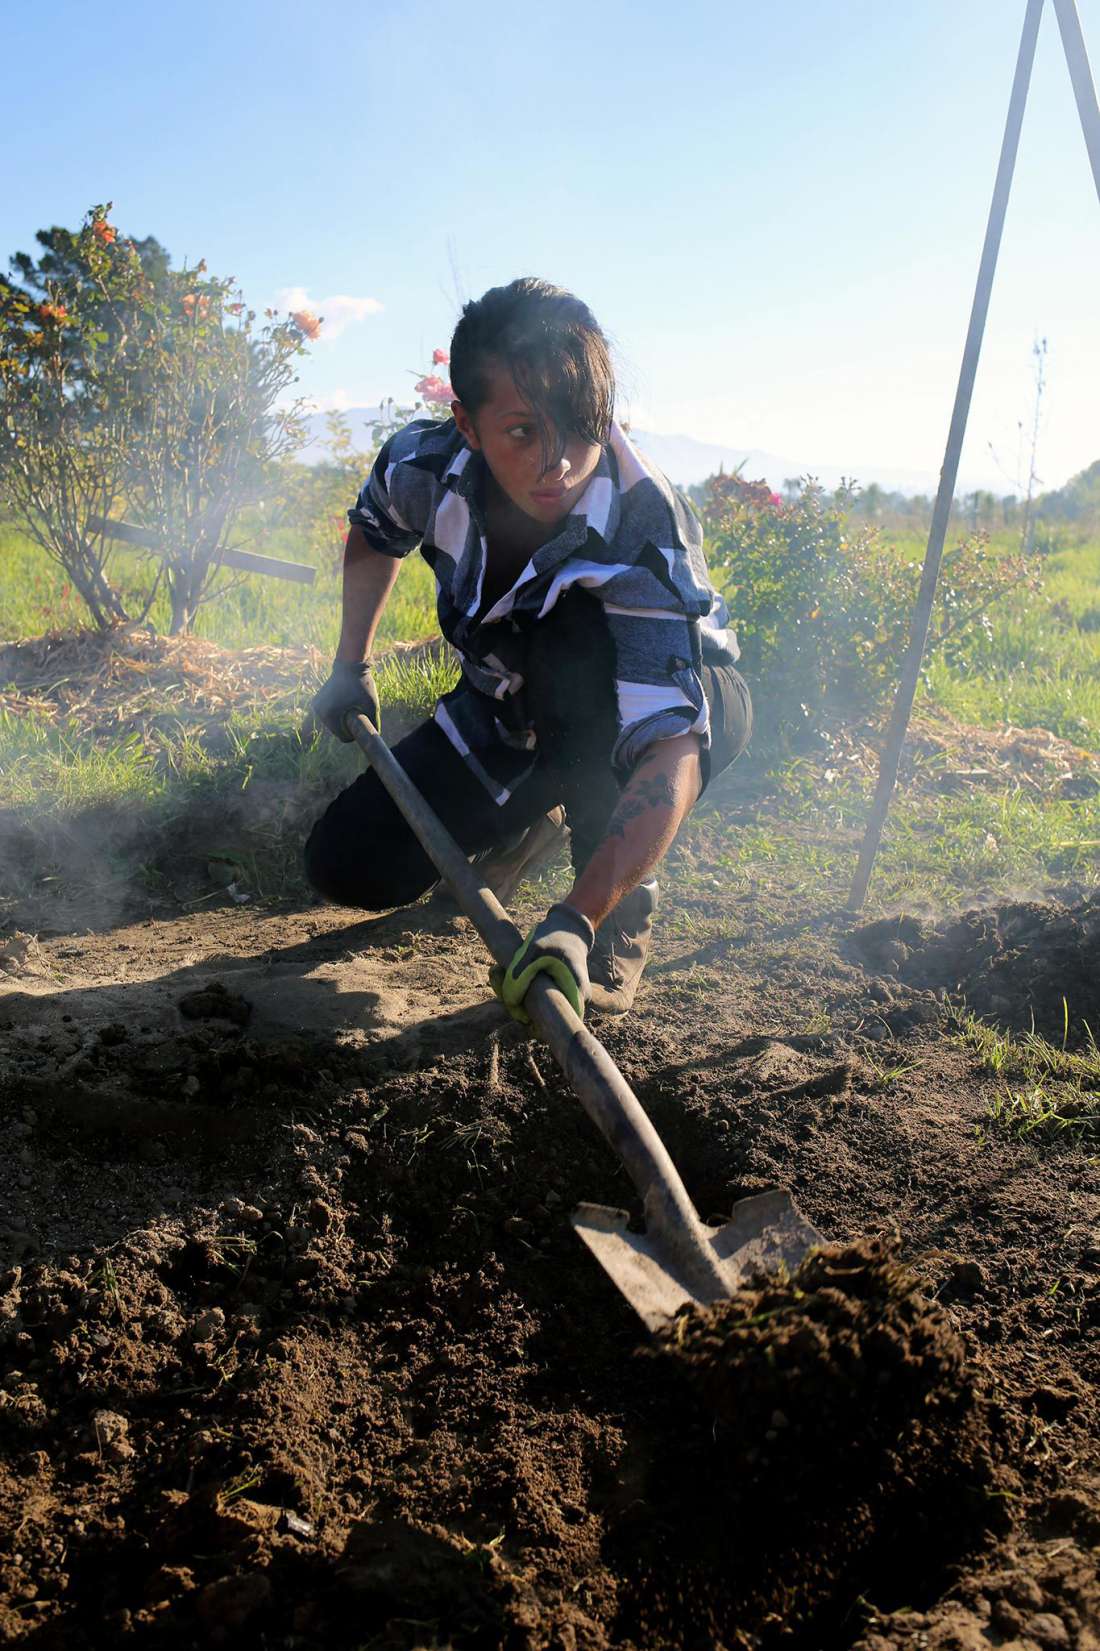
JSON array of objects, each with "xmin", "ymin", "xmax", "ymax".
[{"xmin": 4, "ymin": 0, "xmax": 1098, "ymax": 488}]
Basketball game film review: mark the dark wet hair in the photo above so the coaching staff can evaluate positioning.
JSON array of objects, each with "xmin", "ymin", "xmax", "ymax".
[{"xmin": 449, "ymin": 277, "xmax": 614, "ymax": 471}]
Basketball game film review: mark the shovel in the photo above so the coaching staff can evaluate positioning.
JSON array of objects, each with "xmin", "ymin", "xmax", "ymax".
[{"xmin": 346, "ymin": 712, "xmax": 822, "ymax": 1331}]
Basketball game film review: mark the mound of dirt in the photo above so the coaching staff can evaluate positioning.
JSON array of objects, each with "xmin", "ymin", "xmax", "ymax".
[
  {"xmin": 0, "ymin": 625, "xmax": 323, "ymax": 743},
  {"xmin": 850, "ymin": 896, "xmax": 1100, "ymax": 1046},
  {"xmin": 662, "ymin": 1240, "xmax": 976, "ymax": 1468},
  {"xmin": 653, "ymin": 1240, "xmax": 1017, "ymax": 1629}
]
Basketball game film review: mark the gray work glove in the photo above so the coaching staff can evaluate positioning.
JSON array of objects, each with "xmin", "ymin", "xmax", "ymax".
[
  {"xmin": 312, "ymin": 659, "xmax": 380, "ymax": 742},
  {"xmin": 492, "ymin": 902, "xmax": 595, "ymax": 1024}
]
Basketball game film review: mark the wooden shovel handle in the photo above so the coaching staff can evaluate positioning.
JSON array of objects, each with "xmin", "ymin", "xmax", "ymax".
[{"xmin": 343, "ymin": 712, "xmax": 730, "ymax": 1300}]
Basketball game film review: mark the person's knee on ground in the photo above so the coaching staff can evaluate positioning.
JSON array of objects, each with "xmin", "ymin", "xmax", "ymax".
[
  {"xmin": 303, "ymin": 715, "xmax": 559, "ymax": 912},
  {"xmin": 304, "ymin": 809, "xmax": 439, "ymax": 910}
]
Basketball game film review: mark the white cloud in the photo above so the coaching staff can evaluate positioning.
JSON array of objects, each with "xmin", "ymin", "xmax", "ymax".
[
  {"xmin": 275, "ymin": 285, "xmax": 383, "ymax": 342},
  {"xmin": 300, "ymin": 387, "xmax": 360, "ymax": 413}
]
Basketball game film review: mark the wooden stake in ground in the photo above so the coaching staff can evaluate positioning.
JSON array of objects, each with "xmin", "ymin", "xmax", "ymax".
[
  {"xmin": 87, "ymin": 515, "xmax": 316, "ymax": 587},
  {"xmin": 848, "ymin": 0, "xmax": 1060, "ymax": 911}
]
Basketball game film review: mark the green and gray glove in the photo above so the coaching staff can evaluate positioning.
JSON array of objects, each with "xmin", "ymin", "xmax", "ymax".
[
  {"xmin": 312, "ymin": 659, "xmax": 380, "ymax": 742},
  {"xmin": 493, "ymin": 903, "xmax": 596, "ymax": 1024}
]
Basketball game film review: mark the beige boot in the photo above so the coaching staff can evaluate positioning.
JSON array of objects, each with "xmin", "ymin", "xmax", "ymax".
[{"xmin": 586, "ymin": 880, "xmax": 658, "ymax": 1017}]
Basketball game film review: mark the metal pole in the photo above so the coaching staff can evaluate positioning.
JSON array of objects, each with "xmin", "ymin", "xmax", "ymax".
[
  {"xmin": 1053, "ymin": 0, "xmax": 1100, "ymax": 204},
  {"xmin": 848, "ymin": 0, "xmax": 1046, "ymax": 911}
]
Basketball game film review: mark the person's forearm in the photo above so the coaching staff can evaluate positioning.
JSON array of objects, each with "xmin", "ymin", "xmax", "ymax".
[
  {"xmin": 566, "ymin": 734, "xmax": 702, "ymax": 928},
  {"xmin": 335, "ymin": 525, "xmax": 403, "ymax": 662}
]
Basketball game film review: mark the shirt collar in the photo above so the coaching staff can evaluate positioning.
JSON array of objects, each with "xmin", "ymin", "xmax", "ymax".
[{"xmin": 443, "ymin": 440, "xmax": 479, "ymax": 494}]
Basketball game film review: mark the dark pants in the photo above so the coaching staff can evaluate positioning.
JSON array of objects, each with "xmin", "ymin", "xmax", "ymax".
[{"xmin": 304, "ymin": 592, "xmax": 752, "ymax": 910}]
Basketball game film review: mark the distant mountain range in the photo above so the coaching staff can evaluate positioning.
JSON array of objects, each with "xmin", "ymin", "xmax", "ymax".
[{"xmin": 298, "ymin": 406, "xmax": 1003, "ymax": 498}]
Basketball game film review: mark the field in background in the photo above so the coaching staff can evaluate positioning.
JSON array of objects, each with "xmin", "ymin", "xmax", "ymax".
[
  {"xmin": 4, "ymin": 520, "xmax": 1099, "ymax": 743},
  {"xmin": 1, "ymin": 514, "xmax": 1098, "ymax": 930},
  {"xmin": 897, "ymin": 530, "xmax": 1100, "ymax": 747},
  {"xmin": 0, "ymin": 519, "xmax": 441, "ymax": 656}
]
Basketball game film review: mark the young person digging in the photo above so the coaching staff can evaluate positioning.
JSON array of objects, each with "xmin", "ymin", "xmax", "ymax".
[{"xmin": 306, "ymin": 278, "xmax": 751, "ymax": 1021}]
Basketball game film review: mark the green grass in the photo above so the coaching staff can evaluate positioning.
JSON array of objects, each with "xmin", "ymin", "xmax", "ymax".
[
  {"xmin": 984, "ymin": 1085, "xmax": 1099, "ymax": 1140},
  {"xmin": 676, "ymin": 720, "xmax": 1099, "ymax": 913},
  {"xmin": 863, "ymin": 1055, "xmax": 920, "ymax": 1089},
  {"xmin": 921, "ymin": 651, "xmax": 1100, "ymax": 749},
  {"xmin": 958, "ymin": 1011, "xmax": 1100, "ymax": 1142},
  {"xmin": 864, "ymin": 786, "xmax": 1099, "ymax": 901},
  {"xmin": 0, "ymin": 679, "xmax": 373, "ymax": 912},
  {"xmin": 3, "ymin": 519, "xmax": 1097, "ymax": 749},
  {"xmin": 0, "ymin": 518, "xmax": 440, "ymax": 652},
  {"xmin": 0, "ymin": 710, "xmax": 160, "ymax": 809},
  {"xmin": 0, "ymin": 639, "xmax": 461, "ymax": 920},
  {"xmin": 0, "ymin": 514, "xmax": 456, "ymax": 917},
  {"xmin": 1, "ymin": 511, "xmax": 1097, "ymax": 927},
  {"xmin": 915, "ymin": 534, "xmax": 1100, "ymax": 749},
  {"xmin": 373, "ymin": 642, "xmax": 459, "ymax": 724},
  {"xmin": 672, "ymin": 763, "xmax": 1098, "ymax": 920}
]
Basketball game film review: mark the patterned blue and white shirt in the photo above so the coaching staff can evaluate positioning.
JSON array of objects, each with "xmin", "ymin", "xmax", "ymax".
[{"xmin": 349, "ymin": 418, "xmax": 738, "ymax": 805}]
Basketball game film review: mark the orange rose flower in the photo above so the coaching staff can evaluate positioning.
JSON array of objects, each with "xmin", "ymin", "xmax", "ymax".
[{"xmin": 290, "ymin": 309, "xmax": 322, "ymax": 341}]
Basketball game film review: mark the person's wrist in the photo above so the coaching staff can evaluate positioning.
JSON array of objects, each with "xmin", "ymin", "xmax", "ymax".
[
  {"xmin": 561, "ymin": 884, "xmax": 603, "ymax": 928},
  {"xmin": 550, "ymin": 901, "xmax": 596, "ymax": 948}
]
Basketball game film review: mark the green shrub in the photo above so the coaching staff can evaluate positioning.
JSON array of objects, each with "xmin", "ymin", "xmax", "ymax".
[{"xmin": 701, "ymin": 474, "xmax": 1041, "ymax": 745}]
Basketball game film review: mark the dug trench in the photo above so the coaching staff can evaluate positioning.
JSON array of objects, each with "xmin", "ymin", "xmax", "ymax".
[{"xmin": 1, "ymin": 893, "xmax": 1098, "ymax": 1649}]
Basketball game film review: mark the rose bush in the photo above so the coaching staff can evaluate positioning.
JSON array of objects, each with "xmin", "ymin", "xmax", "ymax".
[
  {"xmin": 701, "ymin": 472, "xmax": 1041, "ymax": 745},
  {"xmin": 1, "ymin": 204, "xmax": 314, "ymax": 632}
]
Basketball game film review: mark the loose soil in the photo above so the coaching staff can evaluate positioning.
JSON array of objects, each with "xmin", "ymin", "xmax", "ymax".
[
  {"xmin": 2, "ymin": 888, "xmax": 1099, "ymax": 1646},
  {"xmin": 849, "ymin": 896, "xmax": 1100, "ymax": 1048}
]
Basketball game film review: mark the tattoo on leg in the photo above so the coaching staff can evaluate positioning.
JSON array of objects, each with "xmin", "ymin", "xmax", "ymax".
[{"xmin": 603, "ymin": 772, "xmax": 676, "ymax": 841}]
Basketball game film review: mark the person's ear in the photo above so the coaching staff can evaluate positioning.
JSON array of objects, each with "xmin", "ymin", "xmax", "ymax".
[{"xmin": 452, "ymin": 401, "xmax": 482, "ymax": 450}]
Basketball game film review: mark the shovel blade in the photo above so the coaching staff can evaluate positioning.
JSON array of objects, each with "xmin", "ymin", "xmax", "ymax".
[{"xmin": 571, "ymin": 1190, "xmax": 823, "ymax": 1333}]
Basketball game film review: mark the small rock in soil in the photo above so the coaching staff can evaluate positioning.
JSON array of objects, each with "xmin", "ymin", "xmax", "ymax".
[
  {"xmin": 91, "ymin": 1409, "xmax": 135, "ymax": 1462},
  {"xmin": 190, "ymin": 1308, "xmax": 226, "ymax": 1343}
]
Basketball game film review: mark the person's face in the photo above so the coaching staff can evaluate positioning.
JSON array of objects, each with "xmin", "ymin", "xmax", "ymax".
[{"xmin": 452, "ymin": 360, "xmax": 604, "ymax": 527}]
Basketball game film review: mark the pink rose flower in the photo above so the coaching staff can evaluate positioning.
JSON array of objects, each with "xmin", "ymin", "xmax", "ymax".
[
  {"xmin": 432, "ymin": 348, "xmax": 450, "ymax": 365},
  {"xmin": 415, "ymin": 374, "xmax": 454, "ymax": 403}
]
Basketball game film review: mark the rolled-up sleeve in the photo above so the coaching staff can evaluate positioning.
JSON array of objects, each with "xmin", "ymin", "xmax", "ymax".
[
  {"xmin": 347, "ymin": 434, "xmax": 424, "ymax": 558},
  {"xmin": 604, "ymin": 606, "xmax": 710, "ymax": 775}
]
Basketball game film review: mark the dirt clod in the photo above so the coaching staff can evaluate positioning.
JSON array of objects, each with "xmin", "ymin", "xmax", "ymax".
[
  {"xmin": 196, "ymin": 1569, "xmax": 273, "ymax": 1629},
  {"xmin": 91, "ymin": 1409, "xmax": 135, "ymax": 1462}
]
